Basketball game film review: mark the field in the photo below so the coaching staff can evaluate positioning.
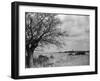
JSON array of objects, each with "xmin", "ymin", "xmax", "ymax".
[{"xmin": 32, "ymin": 52, "xmax": 90, "ymax": 68}]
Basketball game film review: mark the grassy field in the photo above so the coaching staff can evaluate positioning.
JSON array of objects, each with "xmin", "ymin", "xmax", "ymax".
[
  {"xmin": 51, "ymin": 53, "xmax": 89, "ymax": 67},
  {"xmin": 33, "ymin": 52, "xmax": 89, "ymax": 68}
]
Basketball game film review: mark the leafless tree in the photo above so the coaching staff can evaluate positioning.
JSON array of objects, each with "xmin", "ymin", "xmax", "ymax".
[{"xmin": 25, "ymin": 12, "xmax": 66, "ymax": 68}]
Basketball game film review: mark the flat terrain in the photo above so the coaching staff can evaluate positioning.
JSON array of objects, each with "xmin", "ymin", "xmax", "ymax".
[
  {"xmin": 33, "ymin": 52, "xmax": 89, "ymax": 68},
  {"xmin": 51, "ymin": 53, "xmax": 89, "ymax": 67}
]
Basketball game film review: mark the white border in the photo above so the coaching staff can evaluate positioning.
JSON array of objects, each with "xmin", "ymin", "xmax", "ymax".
[{"xmin": 19, "ymin": 5, "xmax": 95, "ymax": 76}]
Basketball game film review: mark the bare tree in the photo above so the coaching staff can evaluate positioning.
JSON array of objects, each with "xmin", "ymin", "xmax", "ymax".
[{"xmin": 25, "ymin": 12, "xmax": 66, "ymax": 68}]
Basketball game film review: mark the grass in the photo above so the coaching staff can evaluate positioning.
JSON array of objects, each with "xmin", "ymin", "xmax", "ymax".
[{"xmin": 33, "ymin": 52, "xmax": 90, "ymax": 68}]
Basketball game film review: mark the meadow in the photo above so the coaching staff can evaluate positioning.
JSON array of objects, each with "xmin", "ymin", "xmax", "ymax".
[{"xmin": 32, "ymin": 51, "xmax": 89, "ymax": 68}]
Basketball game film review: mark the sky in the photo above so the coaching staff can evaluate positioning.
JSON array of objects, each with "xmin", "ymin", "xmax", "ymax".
[{"xmin": 38, "ymin": 14, "xmax": 90, "ymax": 52}]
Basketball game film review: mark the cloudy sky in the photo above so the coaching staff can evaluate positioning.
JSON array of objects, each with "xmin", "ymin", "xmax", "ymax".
[{"xmin": 40, "ymin": 14, "xmax": 90, "ymax": 52}]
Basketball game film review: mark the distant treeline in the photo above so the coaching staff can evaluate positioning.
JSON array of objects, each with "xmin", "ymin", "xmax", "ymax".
[{"xmin": 57, "ymin": 50, "xmax": 89, "ymax": 55}]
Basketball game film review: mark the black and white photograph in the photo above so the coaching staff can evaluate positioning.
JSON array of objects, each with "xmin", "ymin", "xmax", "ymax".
[
  {"xmin": 11, "ymin": 1, "xmax": 97, "ymax": 79},
  {"xmin": 25, "ymin": 12, "xmax": 90, "ymax": 68}
]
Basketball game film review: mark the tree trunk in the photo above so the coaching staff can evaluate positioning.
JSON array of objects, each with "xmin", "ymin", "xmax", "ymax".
[
  {"xmin": 25, "ymin": 50, "xmax": 34, "ymax": 68},
  {"xmin": 25, "ymin": 43, "xmax": 38, "ymax": 68}
]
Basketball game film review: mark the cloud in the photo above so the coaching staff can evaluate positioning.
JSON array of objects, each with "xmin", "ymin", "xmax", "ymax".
[
  {"xmin": 57, "ymin": 14, "xmax": 89, "ymax": 38},
  {"xmin": 56, "ymin": 14, "xmax": 90, "ymax": 51}
]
